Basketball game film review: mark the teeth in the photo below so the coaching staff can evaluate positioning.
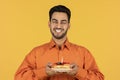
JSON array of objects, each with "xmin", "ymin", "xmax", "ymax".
[{"xmin": 56, "ymin": 29, "xmax": 61, "ymax": 33}]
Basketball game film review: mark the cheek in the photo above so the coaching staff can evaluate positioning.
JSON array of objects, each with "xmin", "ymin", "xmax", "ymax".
[
  {"xmin": 63, "ymin": 26, "xmax": 69, "ymax": 30},
  {"xmin": 49, "ymin": 25, "xmax": 54, "ymax": 31},
  {"xmin": 51, "ymin": 25, "xmax": 57, "ymax": 30},
  {"xmin": 49, "ymin": 23, "xmax": 54, "ymax": 28}
]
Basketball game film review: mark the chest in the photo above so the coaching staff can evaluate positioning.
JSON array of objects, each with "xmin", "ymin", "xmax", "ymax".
[{"xmin": 36, "ymin": 48, "xmax": 84, "ymax": 68}]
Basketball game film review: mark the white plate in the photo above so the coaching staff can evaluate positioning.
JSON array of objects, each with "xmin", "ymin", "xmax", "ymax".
[{"xmin": 51, "ymin": 68, "xmax": 72, "ymax": 72}]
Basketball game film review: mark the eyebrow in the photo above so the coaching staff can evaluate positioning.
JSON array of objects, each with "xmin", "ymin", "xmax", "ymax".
[
  {"xmin": 61, "ymin": 20, "xmax": 67, "ymax": 22},
  {"xmin": 51, "ymin": 19, "xmax": 67, "ymax": 22},
  {"xmin": 51, "ymin": 19, "xmax": 57, "ymax": 21}
]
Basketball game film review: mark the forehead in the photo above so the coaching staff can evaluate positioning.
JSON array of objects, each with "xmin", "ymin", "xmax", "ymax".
[{"xmin": 51, "ymin": 12, "xmax": 68, "ymax": 20}]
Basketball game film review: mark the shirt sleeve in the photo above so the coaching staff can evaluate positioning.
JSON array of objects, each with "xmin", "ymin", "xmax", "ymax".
[
  {"xmin": 75, "ymin": 47, "xmax": 104, "ymax": 80},
  {"xmin": 14, "ymin": 48, "xmax": 48, "ymax": 80}
]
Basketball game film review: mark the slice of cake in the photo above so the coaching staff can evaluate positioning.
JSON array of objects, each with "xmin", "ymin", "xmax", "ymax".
[{"xmin": 52, "ymin": 62, "xmax": 71, "ymax": 72}]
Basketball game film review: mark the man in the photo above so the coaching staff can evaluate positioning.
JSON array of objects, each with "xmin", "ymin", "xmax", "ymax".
[{"xmin": 14, "ymin": 5, "xmax": 104, "ymax": 80}]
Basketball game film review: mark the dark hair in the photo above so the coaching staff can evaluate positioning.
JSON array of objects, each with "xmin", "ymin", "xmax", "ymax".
[{"xmin": 49, "ymin": 5, "xmax": 71, "ymax": 23}]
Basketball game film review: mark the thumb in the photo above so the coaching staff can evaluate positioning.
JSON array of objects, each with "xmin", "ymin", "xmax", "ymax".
[{"xmin": 47, "ymin": 62, "xmax": 52, "ymax": 68}]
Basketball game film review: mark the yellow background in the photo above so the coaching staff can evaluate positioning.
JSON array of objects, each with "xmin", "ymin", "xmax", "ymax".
[{"xmin": 0, "ymin": 0, "xmax": 120, "ymax": 80}]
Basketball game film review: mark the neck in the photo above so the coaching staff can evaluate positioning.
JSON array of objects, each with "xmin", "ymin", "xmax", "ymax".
[{"xmin": 53, "ymin": 36, "xmax": 67, "ymax": 47}]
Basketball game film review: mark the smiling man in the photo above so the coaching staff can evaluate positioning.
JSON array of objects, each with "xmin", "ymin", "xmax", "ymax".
[
  {"xmin": 49, "ymin": 11, "xmax": 70, "ymax": 47},
  {"xmin": 14, "ymin": 5, "xmax": 104, "ymax": 80}
]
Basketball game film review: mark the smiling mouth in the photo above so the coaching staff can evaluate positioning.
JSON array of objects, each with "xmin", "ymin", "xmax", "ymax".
[{"xmin": 54, "ymin": 28, "xmax": 63, "ymax": 33}]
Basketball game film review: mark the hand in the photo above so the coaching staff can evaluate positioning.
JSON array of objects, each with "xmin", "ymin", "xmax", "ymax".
[
  {"xmin": 66, "ymin": 63, "xmax": 78, "ymax": 76},
  {"xmin": 46, "ymin": 62, "xmax": 56, "ymax": 76}
]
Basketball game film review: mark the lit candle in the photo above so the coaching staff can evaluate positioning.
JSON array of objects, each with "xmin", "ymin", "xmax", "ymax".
[{"xmin": 61, "ymin": 57, "xmax": 63, "ymax": 63}]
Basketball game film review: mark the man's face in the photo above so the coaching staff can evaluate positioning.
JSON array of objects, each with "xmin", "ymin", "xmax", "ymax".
[{"xmin": 49, "ymin": 12, "xmax": 70, "ymax": 39}]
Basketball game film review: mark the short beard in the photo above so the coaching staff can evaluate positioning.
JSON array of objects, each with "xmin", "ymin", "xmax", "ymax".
[{"xmin": 50, "ymin": 29, "xmax": 68, "ymax": 39}]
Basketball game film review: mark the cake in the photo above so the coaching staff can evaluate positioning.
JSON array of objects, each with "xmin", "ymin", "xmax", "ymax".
[{"xmin": 51, "ymin": 62, "xmax": 71, "ymax": 72}]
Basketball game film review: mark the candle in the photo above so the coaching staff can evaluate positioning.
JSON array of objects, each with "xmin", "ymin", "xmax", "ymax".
[{"xmin": 61, "ymin": 57, "xmax": 63, "ymax": 63}]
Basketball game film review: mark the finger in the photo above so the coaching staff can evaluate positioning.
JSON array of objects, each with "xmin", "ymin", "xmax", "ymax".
[
  {"xmin": 47, "ymin": 62, "xmax": 52, "ymax": 68},
  {"xmin": 70, "ymin": 63, "xmax": 76, "ymax": 68}
]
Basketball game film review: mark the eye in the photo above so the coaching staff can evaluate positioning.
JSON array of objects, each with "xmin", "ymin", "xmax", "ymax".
[
  {"xmin": 61, "ymin": 20, "xmax": 68, "ymax": 24},
  {"xmin": 61, "ymin": 21, "xmax": 67, "ymax": 24},
  {"xmin": 51, "ymin": 19, "xmax": 58, "ymax": 24},
  {"xmin": 52, "ymin": 20, "xmax": 58, "ymax": 24}
]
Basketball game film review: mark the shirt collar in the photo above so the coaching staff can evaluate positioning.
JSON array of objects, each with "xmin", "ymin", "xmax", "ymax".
[{"xmin": 49, "ymin": 38, "xmax": 70, "ymax": 50}]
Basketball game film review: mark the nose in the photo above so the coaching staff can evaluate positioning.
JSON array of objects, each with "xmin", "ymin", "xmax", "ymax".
[{"xmin": 56, "ymin": 22, "xmax": 61, "ymax": 28}]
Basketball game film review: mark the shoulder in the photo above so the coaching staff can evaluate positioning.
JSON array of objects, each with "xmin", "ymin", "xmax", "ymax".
[
  {"xmin": 69, "ymin": 42, "xmax": 93, "ymax": 56},
  {"xmin": 32, "ymin": 42, "xmax": 50, "ymax": 52},
  {"xmin": 27, "ymin": 42, "xmax": 50, "ymax": 56},
  {"xmin": 69, "ymin": 42, "xmax": 89, "ymax": 52},
  {"xmin": 70, "ymin": 42, "xmax": 95, "ymax": 59}
]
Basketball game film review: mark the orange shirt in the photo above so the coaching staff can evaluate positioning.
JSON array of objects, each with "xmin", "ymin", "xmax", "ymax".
[{"xmin": 14, "ymin": 39, "xmax": 104, "ymax": 80}]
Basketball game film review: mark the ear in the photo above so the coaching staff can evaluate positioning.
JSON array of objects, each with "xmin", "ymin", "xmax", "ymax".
[
  {"xmin": 48, "ymin": 21, "xmax": 50, "ymax": 28},
  {"xmin": 68, "ymin": 23, "xmax": 70, "ymax": 29}
]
